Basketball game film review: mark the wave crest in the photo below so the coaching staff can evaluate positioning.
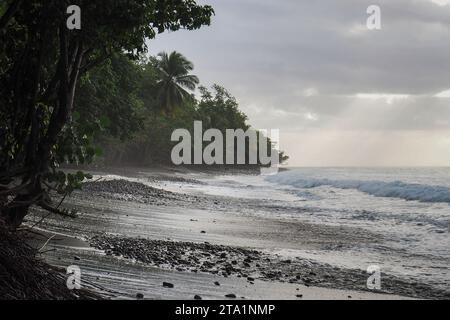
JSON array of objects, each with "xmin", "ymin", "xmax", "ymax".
[{"xmin": 267, "ymin": 173, "xmax": 450, "ymax": 203}]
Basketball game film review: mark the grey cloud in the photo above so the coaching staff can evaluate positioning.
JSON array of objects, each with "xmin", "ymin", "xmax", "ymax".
[{"xmin": 147, "ymin": 0, "xmax": 450, "ymax": 156}]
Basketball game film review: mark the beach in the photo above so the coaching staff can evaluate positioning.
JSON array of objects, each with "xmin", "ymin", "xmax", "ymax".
[{"xmin": 24, "ymin": 166, "xmax": 449, "ymax": 300}]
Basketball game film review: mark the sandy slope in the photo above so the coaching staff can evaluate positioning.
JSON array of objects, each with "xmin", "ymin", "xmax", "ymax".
[{"xmin": 23, "ymin": 167, "xmax": 434, "ymax": 300}]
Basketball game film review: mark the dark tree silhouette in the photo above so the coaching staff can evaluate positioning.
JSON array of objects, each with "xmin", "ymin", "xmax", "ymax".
[{"xmin": 0, "ymin": 0, "xmax": 214, "ymax": 227}]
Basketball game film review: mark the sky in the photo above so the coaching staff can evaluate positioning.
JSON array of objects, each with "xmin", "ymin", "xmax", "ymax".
[{"xmin": 147, "ymin": 0, "xmax": 450, "ymax": 167}]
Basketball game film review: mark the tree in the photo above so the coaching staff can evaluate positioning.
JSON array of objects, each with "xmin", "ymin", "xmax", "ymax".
[
  {"xmin": 0, "ymin": 0, "xmax": 214, "ymax": 228},
  {"xmin": 155, "ymin": 51, "xmax": 199, "ymax": 114}
]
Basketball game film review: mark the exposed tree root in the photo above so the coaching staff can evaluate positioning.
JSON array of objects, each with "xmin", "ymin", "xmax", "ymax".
[{"xmin": 0, "ymin": 220, "xmax": 99, "ymax": 300}]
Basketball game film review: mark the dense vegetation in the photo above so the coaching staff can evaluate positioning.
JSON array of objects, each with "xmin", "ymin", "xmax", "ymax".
[
  {"xmin": 0, "ymin": 0, "xmax": 214, "ymax": 227},
  {"xmin": 78, "ymin": 52, "xmax": 288, "ymax": 166},
  {"xmin": 0, "ymin": 0, "xmax": 287, "ymax": 228}
]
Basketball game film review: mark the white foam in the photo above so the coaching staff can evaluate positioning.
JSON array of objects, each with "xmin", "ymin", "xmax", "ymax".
[{"xmin": 267, "ymin": 171, "xmax": 450, "ymax": 204}]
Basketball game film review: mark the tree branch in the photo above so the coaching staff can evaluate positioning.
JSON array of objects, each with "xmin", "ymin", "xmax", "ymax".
[
  {"xmin": 37, "ymin": 201, "xmax": 77, "ymax": 218},
  {"xmin": 0, "ymin": 0, "xmax": 22, "ymax": 31}
]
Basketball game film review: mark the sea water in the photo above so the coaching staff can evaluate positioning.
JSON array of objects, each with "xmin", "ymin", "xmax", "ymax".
[{"xmin": 265, "ymin": 167, "xmax": 450, "ymax": 291}]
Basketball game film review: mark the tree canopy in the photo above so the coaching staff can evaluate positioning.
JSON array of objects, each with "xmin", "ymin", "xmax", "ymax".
[
  {"xmin": 155, "ymin": 51, "xmax": 199, "ymax": 114},
  {"xmin": 0, "ymin": 0, "xmax": 214, "ymax": 227}
]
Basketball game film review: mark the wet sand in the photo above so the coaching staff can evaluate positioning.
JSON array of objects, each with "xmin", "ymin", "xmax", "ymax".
[
  {"xmin": 25, "ymin": 229, "xmax": 410, "ymax": 300},
  {"xmin": 23, "ymin": 167, "xmax": 446, "ymax": 299}
]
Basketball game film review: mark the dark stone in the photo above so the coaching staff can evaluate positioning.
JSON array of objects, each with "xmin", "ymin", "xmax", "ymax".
[
  {"xmin": 163, "ymin": 282, "xmax": 174, "ymax": 288},
  {"xmin": 225, "ymin": 294, "xmax": 236, "ymax": 298},
  {"xmin": 136, "ymin": 293, "xmax": 144, "ymax": 299},
  {"xmin": 214, "ymin": 281, "xmax": 220, "ymax": 286},
  {"xmin": 194, "ymin": 295, "xmax": 202, "ymax": 300}
]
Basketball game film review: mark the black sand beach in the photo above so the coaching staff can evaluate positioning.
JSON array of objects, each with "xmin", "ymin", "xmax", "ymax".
[{"xmin": 22, "ymin": 167, "xmax": 449, "ymax": 300}]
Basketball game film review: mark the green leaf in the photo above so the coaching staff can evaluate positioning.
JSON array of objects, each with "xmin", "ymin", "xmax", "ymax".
[
  {"xmin": 99, "ymin": 115, "xmax": 111, "ymax": 128},
  {"xmin": 73, "ymin": 111, "xmax": 81, "ymax": 121}
]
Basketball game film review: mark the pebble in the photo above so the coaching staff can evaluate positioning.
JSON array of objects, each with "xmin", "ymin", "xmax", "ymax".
[
  {"xmin": 194, "ymin": 295, "xmax": 202, "ymax": 300},
  {"xmin": 225, "ymin": 294, "xmax": 237, "ymax": 298},
  {"xmin": 136, "ymin": 293, "xmax": 144, "ymax": 299},
  {"xmin": 163, "ymin": 282, "xmax": 174, "ymax": 288}
]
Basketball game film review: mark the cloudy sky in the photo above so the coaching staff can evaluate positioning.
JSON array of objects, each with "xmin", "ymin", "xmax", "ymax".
[{"xmin": 148, "ymin": 0, "xmax": 450, "ymax": 166}]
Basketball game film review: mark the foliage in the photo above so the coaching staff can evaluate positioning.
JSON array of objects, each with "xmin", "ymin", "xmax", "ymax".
[
  {"xmin": 0, "ymin": 0, "xmax": 214, "ymax": 227},
  {"xmin": 154, "ymin": 51, "xmax": 199, "ymax": 114},
  {"xmin": 98, "ymin": 72, "xmax": 288, "ymax": 166}
]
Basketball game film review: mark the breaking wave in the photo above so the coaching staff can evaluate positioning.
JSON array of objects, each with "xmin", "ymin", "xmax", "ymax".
[{"xmin": 267, "ymin": 172, "xmax": 450, "ymax": 204}]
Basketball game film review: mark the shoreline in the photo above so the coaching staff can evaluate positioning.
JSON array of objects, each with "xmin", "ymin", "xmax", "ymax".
[
  {"xmin": 25, "ymin": 166, "xmax": 448, "ymax": 299},
  {"xmin": 25, "ymin": 227, "xmax": 413, "ymax": 300}
]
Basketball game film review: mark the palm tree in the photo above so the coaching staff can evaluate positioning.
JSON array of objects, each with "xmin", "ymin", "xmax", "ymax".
[{"xmin": 155, "ymin": 51, "xmax": 199, "ymax": 114}]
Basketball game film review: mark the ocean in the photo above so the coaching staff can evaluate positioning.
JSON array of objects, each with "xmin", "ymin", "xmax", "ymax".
[
  {"xmin": 77, "ymin": 167, "xmax": 450, "ymax": 295},
  {"xmin": 265, "ymin": 167, "xmax": 450, "ymax": 291}
]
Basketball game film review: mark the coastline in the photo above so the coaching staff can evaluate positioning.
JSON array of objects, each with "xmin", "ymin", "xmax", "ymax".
[{"xmin": 24, "ymin": 166, "xmax": 447, "ymax": 300}]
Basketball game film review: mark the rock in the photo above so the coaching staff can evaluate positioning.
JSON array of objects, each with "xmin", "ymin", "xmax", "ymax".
[
  {"xmin": 194, "ymin": 295, "xmax": 202, "ymax": 300},
  {"xmin": 247, "ymin": 277, "xmax": 255, "ymax": 282},
  {"xmin": 74, "ymin": 256, "xmax": 81, "ymax": 261},
  {"xmin": 136, "ymin": 293, "xmax": 144, "ymax": 299},
  {"xmin": 200, "ymin": 231, "xmax": 206, "ymax": 234},
  {"xmin": 281, "ymin": 259, "xmax": 292, "ymax": 264},
  {"xmin": 214, "ymin": 281, "xmax": 221, "ymax": 286},
  {"xmin": 296, "ymin": 294, "xmax": 303, "ymax": 298},
  {"xmin": 348, "ymin": 295, "xmax": 352, "ymax": 299},
  {"xmin": 225, "ymin": 294, "xmax": 236, "ymax": 298},
  {"xmin": 163, "ymin": 282, "xmax": 174, "ymax": 288}
]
